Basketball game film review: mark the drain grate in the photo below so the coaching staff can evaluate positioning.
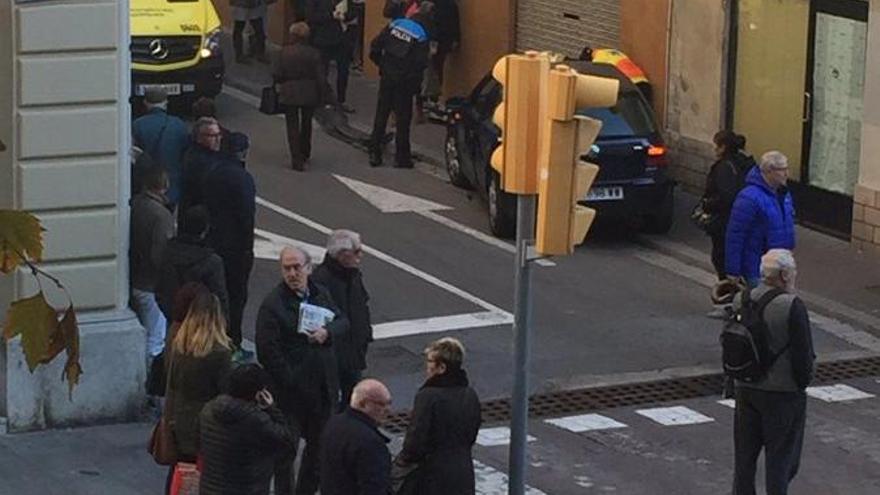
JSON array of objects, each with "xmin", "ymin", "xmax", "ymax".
[{"xmin": 381, "ymin": 356, "xmax": 880, "ymax": 435}]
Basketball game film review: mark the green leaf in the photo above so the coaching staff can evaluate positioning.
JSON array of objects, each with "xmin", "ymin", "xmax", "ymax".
[
  {"xmin": 2, "ymin": 292, "xmax": 58, "ymax": 372},
  {"xmin": 0, "ymin": 209, "xmax": 44, "ymax": 274}
]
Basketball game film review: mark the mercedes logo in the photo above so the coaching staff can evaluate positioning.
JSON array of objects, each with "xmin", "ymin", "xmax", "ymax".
[{"xmin": 149, "ymin": 39, "xmax": 169, "ymax": 60}]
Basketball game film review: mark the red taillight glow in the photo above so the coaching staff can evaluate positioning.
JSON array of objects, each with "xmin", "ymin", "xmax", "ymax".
[{"xmin": 647, "ymin": 145, "xmax": 666, "ymax": 156}]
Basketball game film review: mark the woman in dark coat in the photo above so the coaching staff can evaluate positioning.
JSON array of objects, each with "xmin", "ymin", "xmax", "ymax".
[
  {"xmin": 164, "ymin": 291, "xmax": 233, "ymax": 492},
  {"xmin": 702, "ymin": 130, "xmax": 755, "ymax": 280},
  {"xmin": 273, "ymin": 22, "xmax": 326, "ymax": 171},
  {"xmin": 395, "ymin": 337, "xmax": 482, "ymax": 495}
]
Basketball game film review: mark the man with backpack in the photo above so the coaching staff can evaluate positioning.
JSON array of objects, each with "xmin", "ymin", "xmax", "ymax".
[
  {"xmin": 725, "ymin": 249, "xmax": 814, "ymax": 495},
  {"xmin": 132, "ymin": 87, "xmax": 189, "ymax": 206}
]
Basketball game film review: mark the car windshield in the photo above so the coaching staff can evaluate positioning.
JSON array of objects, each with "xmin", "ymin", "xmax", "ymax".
[{"xmin": 577, "ymin": 92, "xmax": 657, "ymax": 138}]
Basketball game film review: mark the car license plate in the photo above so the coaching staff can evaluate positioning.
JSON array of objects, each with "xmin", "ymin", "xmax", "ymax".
[
  {"xmin": 585, "ymin": 186, "xmax": 624, "ymax": 201},
  {"xmin": 135, "ymin": 83, "xmax": 181, "ymax": 96}
]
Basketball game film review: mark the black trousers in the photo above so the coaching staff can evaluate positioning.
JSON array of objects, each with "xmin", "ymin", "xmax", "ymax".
[
  {"xmin": 733, "ymin": 387, "xmax": 807, "ymax": 495},
  {"xmin": 371, "ymin": 78, "xmax": 417, "ymax": 165},
  {"xmin": 285, "ymin": 106, "xmax": 315, "ymax": 168},
  {"xmin": 219, "ymin": 250, "xmax": 253, "ymax": 348},
  {"xmin": 710, "ymin": 231, "xmax": 727, "ymax": 280},
  {"xmin": 233, "ymin": 19, "xmax": 265, "ymax": 57},
  {"xmin": 320, "ymin": 44, "xmax": 352, "ymax": 104},
  {"xmin": 274, "ymin": 409, "xmax": 329, "ymax": 495},
  {"xmin": 337, "ymin": 368, "xmax": 363, "ymax": 412}
]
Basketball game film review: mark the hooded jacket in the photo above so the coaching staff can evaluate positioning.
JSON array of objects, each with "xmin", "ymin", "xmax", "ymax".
[
  {"xmin": 724, "ymin": 166, "xmax": 796, "ymax": 280},
  {"xmin": 155, "ymin": 234, "xmax": 229, "ymax": 320},
  {"xmin": 199, "ymin": 395, "xmax": 296, "ymax": 495}
]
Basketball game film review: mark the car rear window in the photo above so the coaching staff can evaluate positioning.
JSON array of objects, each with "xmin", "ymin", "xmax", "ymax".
[{"xmin": 577, "ymin": 92, "xmax": 657, "ymax": 138}]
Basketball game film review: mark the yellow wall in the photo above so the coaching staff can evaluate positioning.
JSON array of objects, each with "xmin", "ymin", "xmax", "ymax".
[
  {"xmin": 733, "ymin": 0, "xmax": 809, "ymax": 181},
  {"xmin": 620, "ymin": 0, "xmax": 669, "ymax": 123}
]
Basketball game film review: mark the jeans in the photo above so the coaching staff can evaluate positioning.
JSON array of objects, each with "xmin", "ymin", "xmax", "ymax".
[
  {"xmin": 320, "ymin": 44, "xmax": 352, "ymax": 104},
  {"xmin": 131, "ymin": 288, "xmax": 167, "ymax": 358},
  {"xmin": 733, "ymin": 387, "xmax": 807, "ymax": 495}
]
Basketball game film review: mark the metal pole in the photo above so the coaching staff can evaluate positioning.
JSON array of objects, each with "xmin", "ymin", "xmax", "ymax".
[{"xmin": 508, "ymin": 194, "xmax": 536, "ymax": 495}]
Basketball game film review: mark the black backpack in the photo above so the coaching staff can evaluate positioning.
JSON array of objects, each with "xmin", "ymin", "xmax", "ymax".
[{"xmin": 720, "ymin": 287, "xmax": 787, "ymax": 382}]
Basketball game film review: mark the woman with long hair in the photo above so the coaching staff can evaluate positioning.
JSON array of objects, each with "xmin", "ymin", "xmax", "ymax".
[{"xmin": 164, "ymin": 290, "xmax": 233, "ymax": 491}]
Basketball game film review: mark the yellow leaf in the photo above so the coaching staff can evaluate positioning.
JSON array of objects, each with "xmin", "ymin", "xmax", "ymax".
[
  {"xmin": 57, "ymin": 305, "xmax": 82, "ymax": 399},
  {"xmin": 2, "ymin": 292, "xmax": 58, "ymax": 372},
  {"xmin": 0, "ymin": 210, "xmax": 44, "ymax": 274}
]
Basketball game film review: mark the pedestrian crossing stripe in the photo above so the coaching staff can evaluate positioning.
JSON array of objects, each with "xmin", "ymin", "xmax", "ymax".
[
  {"xmin": 477, "ymin": 427, "xmax": 536, "ymax": 447},
  {"xmin": 807, "ymin": 384, "xmax": 876, "ymax": 402},
  {"xmin": 635, "ymin": 406, "xmax": 715, "ymax": 426},
  {"xmin": 545, "ymin": 413, "xmax": 628, "ymax": 433},
  {"xmin": 717, "ymin": 399, "xmax": 736, "ymax": 409},
  {"xmin": 473, "ymin": 460, "xmax": 548, "ymax": 495}
]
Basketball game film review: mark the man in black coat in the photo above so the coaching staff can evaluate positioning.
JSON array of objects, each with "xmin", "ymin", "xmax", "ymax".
[
  {"xmin": 201, "ymin": 137, "xmax": 257, "ymax": 359},
  {"xmin": 311, "ymin": 229, "xmax": 373, "ymax": 411},
  {"xmin": 368, "ymin": 3, "xmax": 432, "ymax": 168},
  {"xmin": 199, "ymin": 364, "xmax": 296, "ymax": 495},
  {"xmin": 256, "ymin": 246, "xmax": 350, "ymax": 495},
  {"xmin": 179, "ymin": 117, "xmax": 225, "ymax": 214},
  {"xmin": 304, "ymin": 0, "xmax": 353, "ymax": 112},
  {"xmin": 319, "ymin": 379, "xmax": 392, "ymax": 495},
  {"xmin": 155, "ymin": 205, "xmax": 228, "ymax": 321}
]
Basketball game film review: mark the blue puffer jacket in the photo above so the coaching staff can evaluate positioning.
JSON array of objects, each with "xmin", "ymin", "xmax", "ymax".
[{"xmin": 724, "ymin": 166, "xmax": 796, "ymax": 280}]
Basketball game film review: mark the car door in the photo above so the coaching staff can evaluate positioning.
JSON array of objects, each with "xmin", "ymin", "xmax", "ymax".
[{"xmin": 469, "ymin": 76, "xmax": 503, "ymax": 193}]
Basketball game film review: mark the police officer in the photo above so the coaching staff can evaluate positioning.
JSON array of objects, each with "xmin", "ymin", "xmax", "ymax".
[{"xmin": 367, "ymin": 1, "xmax": 433, "ymax": 168}]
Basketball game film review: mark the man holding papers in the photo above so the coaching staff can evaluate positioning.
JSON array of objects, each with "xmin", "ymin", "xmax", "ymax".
[{"xmin": 256, "ymin": 246, "xmax": 350, "ymax": 495}]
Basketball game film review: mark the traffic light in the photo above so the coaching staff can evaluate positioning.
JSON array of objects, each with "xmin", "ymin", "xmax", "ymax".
[
  {"xmin": 490, "ymin": 52, "xmax": 550, "ymax": 194},
  {"xmin": 535, "ymin": 65, "xmax": 619, "ymax": 255}
]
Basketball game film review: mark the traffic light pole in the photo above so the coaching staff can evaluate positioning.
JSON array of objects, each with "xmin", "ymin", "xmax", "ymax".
[{"xmin": 509, "ymin": 193, "xmax": 536, "ymax": 495}]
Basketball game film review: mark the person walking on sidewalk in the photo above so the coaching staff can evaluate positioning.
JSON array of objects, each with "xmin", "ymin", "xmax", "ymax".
[
  {"xmin": 164, "ymin": 291, "xmax": 233, "ymax": 492},
  {"xmin": 319, "ymin": 379, "xmax": 393, "ymax": 495},
  {"xmin": 199, "ymin": 363, "xmax": 296, "ymax": 495},
  {"xmin": 732, "ymin": 249, "xmax": 814, "ymax": 495},
  {"xmin": 255, "ymin": 246, "xmax": 350, "ymax": 495},
  {"xmin": 130, "ymin": 165, "xmax": 175, "ymax": 365},
  {"xmin": 394, "ymin": 337, "xmax": 481, "ymax": 495},
  {"xmin": 367, "ymin": 2, "xmax": 432, "ymax": 168},
  {"xmin": 201, "ymin": 140, "xmax": 257, "ymax": 361},
  {"xmin": 132, "ymin": 87, "xmax": 189, "ymax": 206},
  {"xmin": 274, "ymin": 22, "xmax": 326, "ymax": 171},
  {"xmin": 725, "ymin": 151, "xmax": 796, "ymax": 288},
  {"xmin": 311, "ymin": 230, "xmax": 373, "ymax": 411},
  {"xmin": 231, "ymin": 0, "xmax": 268, "ymax": 63},
  {"xmin": 304, "ymin": 0, "xmax": 354, "ymax": 113},
  {"xmin": 701, "ymin": 131, "xmax": 755, "ymax": 280}
]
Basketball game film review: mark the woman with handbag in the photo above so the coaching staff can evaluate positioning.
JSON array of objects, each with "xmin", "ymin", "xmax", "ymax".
[
  {"xmin": 701, "ymin": 130, "xmax": 755, "ymax": 280},
  {"xmin": 162, "ymin": 290, "xmax": 233, "ymax": 493},
  {"xmin": 394, "ymin": 338, "xmax": 481, "ymax": 495},
  {"xmin": 273, "ymin": 22, "xmax": 327, "ymax": 171}
]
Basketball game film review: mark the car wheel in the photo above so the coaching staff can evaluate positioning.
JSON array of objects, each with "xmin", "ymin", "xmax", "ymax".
[
  {"xmin": 642, "ymin": 188, "xmax": 675, "ymax": 234},
  {"xmin": 488, "ymin": 171, "xmax": 516, "ymax": 238},
  {"xmin": 445, "ymin": 126, "xmax": 472, "ymax": 189}
]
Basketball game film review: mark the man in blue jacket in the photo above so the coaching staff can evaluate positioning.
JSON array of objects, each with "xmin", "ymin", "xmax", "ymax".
[
  {"xmin": 132, "ymin": 87, "xmax": 189, "ymax": 206},
  {"xmin": 725, "ymin": 151, "xmax": 796, "ymax": 287}
]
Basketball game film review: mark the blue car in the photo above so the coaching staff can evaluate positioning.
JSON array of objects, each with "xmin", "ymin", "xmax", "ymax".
[{"xmin": 444, "ymin": 62, "xmax": 675, "ymax": 238}]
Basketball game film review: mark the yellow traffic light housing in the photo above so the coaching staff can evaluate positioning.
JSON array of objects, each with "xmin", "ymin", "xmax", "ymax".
[
  {"xmin": 535, "ymin": 65, "xmax": 619, "ymax": 255},
  {"xmin": 490, "ymin": 52, "xmax": 549, "ymax": 194}
]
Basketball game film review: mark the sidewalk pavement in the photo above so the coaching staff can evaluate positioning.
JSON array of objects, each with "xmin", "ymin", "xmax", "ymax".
[{"xmin": 220, "ymin": 33, "xmax": 880, "ymax": 339}]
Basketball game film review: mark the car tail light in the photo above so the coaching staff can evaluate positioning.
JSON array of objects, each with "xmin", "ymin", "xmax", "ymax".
[{"xmin": 647, "ymin": 145, "xmax": 668, "ymax": 167}]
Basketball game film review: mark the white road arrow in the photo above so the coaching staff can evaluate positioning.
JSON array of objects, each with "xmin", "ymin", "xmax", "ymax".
[{"xmin": 333, "ymin": 175, "xmax": 555, "ymax": 267}]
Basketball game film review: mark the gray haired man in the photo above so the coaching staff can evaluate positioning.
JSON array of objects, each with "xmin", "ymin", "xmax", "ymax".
[
  {"xmin": 312, "ymin": 230, "xmax": 374, "ymax": 411},
  {"xmin": 733, "ymin": 249, "xmax": 815, "ymax": 495}
]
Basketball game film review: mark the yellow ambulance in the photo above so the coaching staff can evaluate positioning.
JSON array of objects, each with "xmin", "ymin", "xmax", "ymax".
[{"xmin": 130, "ymin": 0, "xmax": 225, "ymax": 105}]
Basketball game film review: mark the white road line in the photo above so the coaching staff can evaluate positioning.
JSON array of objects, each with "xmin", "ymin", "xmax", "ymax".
[
  {"xmin": 807, "ymin": 384, "xmax": 877, "ymax": 402},
  {"xmin": 373, "ymin": 311, "xmax": 513, "ymax": 339},
  {"xmin": 476, "ymin": 427, "xmax": 536, "ymax": 447},
  {"xmin": 473, "ymin": 460, "xmax": 548, "ymax": 495},
  {"xmin": 633, "ymin": 247, "xmax": 880, "ymax": 353},
  {"xmin": 253, "ymin": 228, "xmax": 326, "ymax": 261},
  {"xmin": 717, "ymin": 399, "xmax": 736, "ymax": 409},
  {"xmin": 545, "ymin": 413, "xmax": 628, "ymax": 433},
  {"xmin": 635, "ymin": 406, "xmax": 715, "ymax": 426},
  {"xmin": 256, "ymin": 196, "xmax": 513, "ymax": 320}
]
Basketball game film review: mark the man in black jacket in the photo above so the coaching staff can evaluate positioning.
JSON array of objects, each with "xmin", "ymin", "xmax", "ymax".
[
  {"xmin": 179, "ymin": 117, "xmax": 225, "ymax": 214},
  {"xmin": 199, "ymin": 364, "xmax": 295, "ymax": 495},
  {"xmin": 156, "ymin": 205, "xmax": 228, "ymax": 321},
  {"xmin": 733, "ymin": 249, "xmax": 814, "ymax": 495},
  {"xmin": 201, "ymin": 138, "xmax": 257, "ymax": 360},
  {"xmin": 304, "ymin": 0, "xmax": 354, "ymax": 112},
  {"xmin": 311, "ymin": 229, "xmax": 373, "ymax": 411},
  {"xmin": 367, "ymin": 2, "xmax": 432, "ymax": 168},
  {"xmin": 256, "ymin": 246, "xmax": 350, "ymax": 495},
  {"xmin": 319, "ymin": 379, "xmax": 392, "ymax": 495}
]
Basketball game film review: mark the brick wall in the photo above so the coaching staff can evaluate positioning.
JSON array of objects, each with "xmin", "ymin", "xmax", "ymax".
[{"xmin": 515, "ymin": 0, "xmax": 620, "ymax": 57}]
